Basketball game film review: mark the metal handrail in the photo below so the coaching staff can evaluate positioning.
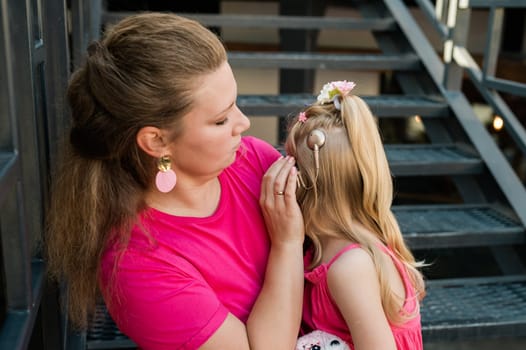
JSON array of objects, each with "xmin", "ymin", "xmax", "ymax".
[{"xmin": 413, "ymin": 0, "xmax": 526, "ymax": 165}]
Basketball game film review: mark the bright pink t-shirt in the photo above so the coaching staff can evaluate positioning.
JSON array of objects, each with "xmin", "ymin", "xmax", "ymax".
[
  {"xmin": 100, "ymin": 136, "xmax": 280, "ymax": 349},
  {"xmin": 302, "ymin": 243, "xmax": 423, "ymax": 350}
]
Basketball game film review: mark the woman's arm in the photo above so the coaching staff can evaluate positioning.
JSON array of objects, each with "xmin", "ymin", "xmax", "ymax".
[
  {"xmin": 327, "ymin": 248, "xmax": 396, "ymax": 350},
  {"xmin": 201, "ymin": 156, "xmax": 305, "ymax": 350}
]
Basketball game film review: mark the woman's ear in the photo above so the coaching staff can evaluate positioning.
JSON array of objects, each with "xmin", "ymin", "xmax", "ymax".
[{"xmin": 136, "ymin": 126, "xmax": 167, "ymax": 157}]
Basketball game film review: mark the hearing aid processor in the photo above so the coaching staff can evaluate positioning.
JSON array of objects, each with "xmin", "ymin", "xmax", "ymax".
[{"xmin": 307, "ymin": 129, "xmax": 326, "ymax": 171}]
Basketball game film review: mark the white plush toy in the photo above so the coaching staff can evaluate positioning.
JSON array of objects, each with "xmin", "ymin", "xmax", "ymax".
[{"xmin": 296, "ymin": 330, "xmax": 350, "ymax": 350}]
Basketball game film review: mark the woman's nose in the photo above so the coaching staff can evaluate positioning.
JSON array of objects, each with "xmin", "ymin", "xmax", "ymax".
[{"xmin": 233, "ymin": 105, "xmax": 251, "ymax": 134}]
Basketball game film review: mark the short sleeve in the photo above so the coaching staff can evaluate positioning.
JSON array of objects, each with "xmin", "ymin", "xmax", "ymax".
[
  {"xmin": 241, "ymin": 136, "xmax": 281, "ymax": 172},
  {"xmin": 103, "ymin": 249, "xmax": 229, "ymax": 350}
]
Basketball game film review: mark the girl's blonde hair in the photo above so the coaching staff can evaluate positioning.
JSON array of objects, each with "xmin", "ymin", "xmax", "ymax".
[
  {"xmin": 285, "ymin": 94, "xmax": 425, "ymax": 324},
  {"xmin": 46, "ymin": 13, "xmax": 227, "ymax": 329}
]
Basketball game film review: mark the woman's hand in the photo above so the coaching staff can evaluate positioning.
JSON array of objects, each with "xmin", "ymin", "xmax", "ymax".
[{"xmin": 259, "ymin": 156, "xmax": 305, "ymax": 246}]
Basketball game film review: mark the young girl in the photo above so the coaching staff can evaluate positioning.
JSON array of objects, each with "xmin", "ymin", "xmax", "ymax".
[{"xmin": 286, "ymin": 81, "xmax": 426, "ymax": 350}]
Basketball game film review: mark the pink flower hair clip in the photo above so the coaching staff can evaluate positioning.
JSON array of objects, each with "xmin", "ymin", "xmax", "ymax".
[
  {"xmin": 298, "ymin": 112, "xmax": 307, "ymax": 123},
  {"xmin": 316, "ymin": 80, "xmax": 356, "ymax": 110}
]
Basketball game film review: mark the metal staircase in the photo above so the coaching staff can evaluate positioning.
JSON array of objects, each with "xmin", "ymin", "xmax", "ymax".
[{"xmin": 67, "ymin": 0, "xmax": 526, "ymax": 348}]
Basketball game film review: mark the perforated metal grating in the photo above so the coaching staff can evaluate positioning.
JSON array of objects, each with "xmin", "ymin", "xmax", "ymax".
[
  {"xmin": 395, "ymin": 205, "xmax": 521, "ymax": 234},
  {"xmin": 85, "ymin": 277, "xmax": 526, "ymax": 347},
  {"xmin": 422, "ymin": 277, "xmax": 526, "ymax": 341},
  {"xmin": 385, "ymin": 144, "xmax": 478, "ymax": 162},
  {"xmin": 236, "ymin": 94, "xmax": 449, "ymax": 117},
  {"xmin": 86, "ymin": 305, "xmax": 136, "ymax": 349}
]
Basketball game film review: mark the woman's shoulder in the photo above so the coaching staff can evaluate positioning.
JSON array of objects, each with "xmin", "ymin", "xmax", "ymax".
[
  {"xmin": 241, "ymin": 135, "xmax": 279, "ymax": 155},
  {"xmin": 233, "ymin": 136, "xmax": 281, "ymax": 172}
]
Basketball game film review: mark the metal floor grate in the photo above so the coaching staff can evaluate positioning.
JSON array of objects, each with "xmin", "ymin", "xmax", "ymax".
[
  {"xmin": 237, "ymin": 94, "xmax": 449, "ymax": 117},
  {"xmin": 394, "ymin": 204, "xmax": 525, "ymax": 249},
  {"xmin": 84, "ymin": 276, "xmax": 526, "ymax": 347},
  {"xmin": 395, "ymin": 205, "xmax": 520, "ymax": 234},
  {"xmin": 385, "ymin": 144, "xmax": 477, "ymax": 162},
  {"xmin": 86, "ymin": 305, "xmax": 136, "ymax": 349},
  {"xmin": 423, "ymin": 276, "xmax": 526, "ymax": 341},
  {"xmin": 385, "ymin": 143, "xmax": 483, "ymax": 175}
]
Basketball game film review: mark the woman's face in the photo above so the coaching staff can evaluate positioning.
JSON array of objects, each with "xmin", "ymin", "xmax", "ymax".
[{"xmin": 169, "ymin": 61, "xmax": 251, "ymax": 180}]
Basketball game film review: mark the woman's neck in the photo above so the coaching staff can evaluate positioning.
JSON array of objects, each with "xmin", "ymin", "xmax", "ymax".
[{"xmin": 146, "ymin": 176, "xmax": 221, "ymax": 217}]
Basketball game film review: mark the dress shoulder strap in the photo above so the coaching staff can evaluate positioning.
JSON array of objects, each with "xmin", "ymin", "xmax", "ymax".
[
  {"xmin": 377, "ymin": 244, "xmax": 416, "ymax": 300},
  {"xmin": 326, "ymin": 243, "xmax": 361, "ymax": 268}
]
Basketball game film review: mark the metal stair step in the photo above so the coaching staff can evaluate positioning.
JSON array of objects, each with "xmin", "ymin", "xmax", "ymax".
[
  {"xmin": 385, "ymin": 143, "xmax": 483, "ymax": 176},
  {"xmin": 103, "ymin": 12, "xmax": 398, "ymax": 31},
  {"xmin": 85, "ymin": 304, "xmax": 136, "ymax": 349},
  {"xmin": 394, "ymin": 204, "xmax": 525, "ymax": 249},
  {"xmin": 276, "ymin": 143, "xmax": 482, "ymax": 176},
  {"xmin": 238, "ymin": 94, "xmax": 448, "ymax": 117},
  {"xmin": 228, "ymin": 51, "xmax": 420, "ymax": 70},
  {"xmin": 83, "ymin": 274, "xmax": 526, "ymax": 348},
  {"xmin": 422, "ymin": 275, "xmax": 526, "ymax": 341}
]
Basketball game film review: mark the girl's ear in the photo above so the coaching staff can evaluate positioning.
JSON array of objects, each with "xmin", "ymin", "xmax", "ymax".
[{"xmin": 136, "ymin": 126, "xmax": 168, "ymax": 158}]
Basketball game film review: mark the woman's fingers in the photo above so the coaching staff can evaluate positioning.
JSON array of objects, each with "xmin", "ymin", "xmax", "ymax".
[
  {"xmin": 283, "ymin": 166, "xmax": 297, "ymax": 200},
  {"xmin": 261, "ymin": 156, "xmax": 291, "ymax": 200},
  {"xmin": 260, "ymin": 156, "xmax": 304, "ymax": 245},
  {"xmin": 272, "ymin": 156, "xmax": 295, "ymax": 197}
]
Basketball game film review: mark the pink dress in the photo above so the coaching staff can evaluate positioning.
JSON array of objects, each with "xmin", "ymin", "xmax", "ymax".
[{"xmin": 302, "ymin": 243, "xmax": 423, "ymax": 350}]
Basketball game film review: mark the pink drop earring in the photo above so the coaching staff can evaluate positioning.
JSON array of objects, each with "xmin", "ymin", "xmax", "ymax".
[{"xmin": 155, "ymin": 155, "xmax": 177, "ymax": 193}]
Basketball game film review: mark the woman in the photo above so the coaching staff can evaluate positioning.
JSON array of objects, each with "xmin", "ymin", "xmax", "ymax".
[{"xmin": 46, "ymin": 13, "xmax": 304, "ymax": 349}]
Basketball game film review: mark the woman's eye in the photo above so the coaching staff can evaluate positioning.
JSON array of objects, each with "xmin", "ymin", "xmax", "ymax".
[{"xmin": 215, "ymin": 118, "xmax": 228, "ymax": 125}]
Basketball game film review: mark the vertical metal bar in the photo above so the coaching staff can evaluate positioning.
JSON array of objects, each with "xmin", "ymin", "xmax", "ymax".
[
  {"xmin": 482, "ymin": 7, "xmax": 504, "ymax": 79},
  {"xmin": 41, "ymin": 1, "xmax": 71, "ymax": 349},
  {"xmin": 1, "ymin": 182, "xmax": 32, "ymax": 310},
  {"xmin": 90, "ymin": 0, "xmax": 102, "ymax": 39},
  {"xmin": 12, "ymin": 0, "xmax": 46, "ymax": 257},
  {"xmin": 436, "ymin": 0, "xmax": 450, "ymax": 23},
  {"xmin": 69, "ymin": 0, "xmax": 83, "ymax": 70},
  {"xmin": 42, "ymin": 0, "xmax": 70, "ymax": 165},
  {"xmin": 443, "ymin": 0, "xmax": 458, "ymax": 64},
  {"xmin": 278, "ymin": 0, "xmax": 324, "ymax": 142},
  {"xmin": 70, "ymin": 0, "xmax": 100, "ymax": 69},
  {"xmin": 443, "ymin": 0, "xmax": 471, "ymax": 90},
  {"xmin": 0, "ymin": 0, "xmax": 34, "ymax": 313}
]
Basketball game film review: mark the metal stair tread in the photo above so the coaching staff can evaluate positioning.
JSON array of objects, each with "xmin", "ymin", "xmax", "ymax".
[
  {"xmin": 103, "ymin": 12, "xmax": 397, "ymax": 31},
  {"xmin": 86, "ymin": 304, "xmax": 136, "ymax": 349},
  {"xmin": 422, "ymin": 275, "xmax": 526, "ymax": 341},
  {"xmin": 275, "ymin": 143, "xmax": 482, "ymax": 176},
  {"xmin": 394, "ymin": 204, "xmax": 525, "ymax": 249},
  {"xmin": 228, "ymin": 51, "xmax": 420, "ymax": 70},
  {"xmin": 84, "ymin": 274, "xmax": 526, "ymax": 348},
  {"xmin": 237, "ymin": 94, "xmax": 448, "ymax": 117},
  {"xmin": 385, "ymin": 143, "xmax": 483, "ymax": 176}
]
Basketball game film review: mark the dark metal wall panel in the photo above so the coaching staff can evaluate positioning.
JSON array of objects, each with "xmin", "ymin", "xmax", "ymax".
[
  {"xmin": 0, "ymin": 0, "xmax": 70, "ymax": 348},
  {"xmin": 0, "ymin": 0, "xmax": 33, "ymax": 313}
]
